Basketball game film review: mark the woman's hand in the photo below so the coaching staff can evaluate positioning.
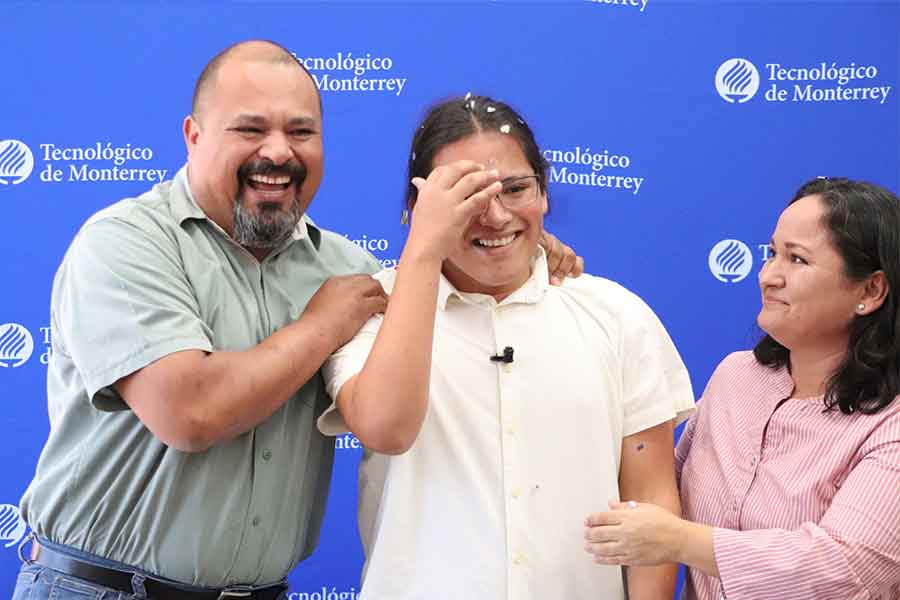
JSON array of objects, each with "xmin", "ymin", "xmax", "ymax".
[
  {"xmin": 584, "ymin": 500, "xmax": 684, "ymax": 566},
  {"xmin": 405, "ymin": 161, "xmax": 501, "ymax": 263}
]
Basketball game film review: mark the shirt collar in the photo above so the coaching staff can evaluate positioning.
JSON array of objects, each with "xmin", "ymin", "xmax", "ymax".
[
  {"xmin": 172, "ymin": 164, "xmax": 318, "ymax": 250},
  {"xmin": 437, "ymin": 247, "xmax": 550, "ymax": 310},
  {"xmin": 170, "ymin": 165, "xmax": 206, "ymax": 225}
]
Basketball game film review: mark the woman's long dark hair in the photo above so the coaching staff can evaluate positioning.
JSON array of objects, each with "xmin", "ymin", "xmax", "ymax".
[{"xmin": 754, "ymin": 177, "xmax": 900, "ymax": 414}]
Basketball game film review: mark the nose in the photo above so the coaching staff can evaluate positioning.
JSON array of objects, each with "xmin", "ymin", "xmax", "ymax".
[
  {"xmin": 758, "ymin": 256, "xmax": 784, "ymax": 290},
  {"xmin": 258, "ymin": 131, "xmax": 293, "ymax": 165},
  {"xmin": 478, "ymin": 195, "xmax": 513, "ymax": 227}
]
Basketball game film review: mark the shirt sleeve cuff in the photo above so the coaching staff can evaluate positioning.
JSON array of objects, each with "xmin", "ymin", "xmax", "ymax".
[
  {"xmin": 84, "ymin": 337, "xmax": 213, "ymax": 411},
  {"xmin": 317, "ymin": 401, "xmax": 350, "ymax": 436},
  {"xmin": 623, "ymin": 401, "xmax": 695, "ymax": 437},
  {"xmin": 713, "ymin": 526, "xmax": 750, "ymax": 599}
]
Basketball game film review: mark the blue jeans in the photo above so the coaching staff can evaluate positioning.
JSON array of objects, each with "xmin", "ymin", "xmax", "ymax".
[
  {"xmin": 12, "ymin": 562, "xmax": 130, "ymax": 600},
  {"xmin": 13, "ymin": 537, "xmax": 290, "ymax": 600}
]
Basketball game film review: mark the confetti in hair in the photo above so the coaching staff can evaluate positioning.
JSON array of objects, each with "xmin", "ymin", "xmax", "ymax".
[
  {"xmin": 463, "ymin": 92, "xmax": 476, "ymax": 112},
  {"xmin": 486, "ymin": 106, "xmax": 496, "ymax": 113},
  {"xmin": 499, "ymin": 124, "xmax": 511, "ymax": 134}
]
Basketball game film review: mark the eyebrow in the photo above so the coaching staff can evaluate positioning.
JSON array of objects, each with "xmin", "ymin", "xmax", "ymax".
[
  {"xmin": 500, "ymin": 174, "xmax": 536, "ymax": 184},
  {"xmin": 772, "ymin": 239, "xmax": 812, "ymax": 253},
  {"xmin": 286, "ymin": 116, "xmax": 319, "ymax": 127},
  {"xmin": 229, "ymin": 114, "xmax": 319, "ymax": 127}
]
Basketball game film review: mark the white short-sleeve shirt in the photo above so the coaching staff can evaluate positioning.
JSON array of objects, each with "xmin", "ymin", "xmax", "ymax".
[{"xmin": 320, "ymin": 252, "xmax": 695, "ymax": 600}]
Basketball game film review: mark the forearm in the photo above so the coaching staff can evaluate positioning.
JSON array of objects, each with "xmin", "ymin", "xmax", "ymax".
[
  {"xmin": 622, "ymin": 481, "xmax": 682, "ymax": 599},
  {"xmin": 345, "ymin": 250, "xmax": 442, "ymax": 452},
  {"xmin": 156, "ymin": 316, "xmax": 339, "ymax": 450},
  {"xmin": 625, "ymin": 564, "xmax": 679, "ymax": 600}
]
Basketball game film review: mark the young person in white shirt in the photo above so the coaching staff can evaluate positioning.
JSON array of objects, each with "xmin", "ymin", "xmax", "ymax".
[{"xmin": 318, "ymin": 95, "xmax": 695, "ymax": 600}]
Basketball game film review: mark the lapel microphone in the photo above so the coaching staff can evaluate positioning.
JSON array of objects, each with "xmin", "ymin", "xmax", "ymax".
[{"xmin": 489, "ymin": 346, "xmax": 515, "ymax": 364}]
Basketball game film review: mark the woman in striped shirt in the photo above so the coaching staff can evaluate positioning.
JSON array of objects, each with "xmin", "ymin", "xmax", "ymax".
[{"xmin": 584, "ymin": 177, "xmax": 900, "ymax": 600}]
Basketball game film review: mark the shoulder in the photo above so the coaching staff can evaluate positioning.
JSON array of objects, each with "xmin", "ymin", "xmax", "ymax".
[
  {"xmin": 697, "ymin": 351, "xmax": 790, "ymax": 413},
  {"xmin": 76, "ymin": 178, "xmax": 186, "ymax": 247},
  {"xmin": 56, "ymin": 176, "xmax": 213, "ymax": 289},
  {"xmin": 553, "ymin": 272, "xmax": 634, "ymax": 303},
  {"xmin": 861, "ymin": 393, "xmax": 900, "ymax": 440},
  {"xmin": 709, "ymin": 351, "xmax": 767, "ymax": 385},
  {"xmin": 553, "ymin": 273, "xmax": 663, "ymax": 327}
]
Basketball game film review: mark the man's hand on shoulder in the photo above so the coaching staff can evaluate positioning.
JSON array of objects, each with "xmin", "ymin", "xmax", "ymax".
[
  {"xmin": 301, "ymin": 274, "xmax": 388, "ymax": 349},
  {"xmin": 540, "ymin": 230, "xmax": 584, "ymax": 286},
  {"xmin": 114, "ymin": 274, "xmax": 386, "ymax": 454}
]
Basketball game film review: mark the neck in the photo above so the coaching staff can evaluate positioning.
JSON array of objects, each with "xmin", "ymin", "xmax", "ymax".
[
  {"xmin": 788, "ymin": 344, "xmax": 847, "ymax": 398},
  {"xmin": 440, "ymin": 266, "xmax": 532, "ymax": 303},
  {"xmin": 247, "ymin": 247, "xmax": 270, "ymax": 262}
]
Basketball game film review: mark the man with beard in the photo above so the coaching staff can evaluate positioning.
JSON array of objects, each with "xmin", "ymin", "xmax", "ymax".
[{"xmin": 12, "ymin": 40, "xmax": 581, "ymax": 600}]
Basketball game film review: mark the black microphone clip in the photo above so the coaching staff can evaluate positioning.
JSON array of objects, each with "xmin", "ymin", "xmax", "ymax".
[{"xmin": 490, "ymin": 346, "xmax": 514, "ymax": 364}]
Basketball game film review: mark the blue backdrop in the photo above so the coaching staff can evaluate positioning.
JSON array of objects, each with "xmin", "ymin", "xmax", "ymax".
[{"xmin": 1, "ymin": 1, "xmax": 897, "ymax": 598}]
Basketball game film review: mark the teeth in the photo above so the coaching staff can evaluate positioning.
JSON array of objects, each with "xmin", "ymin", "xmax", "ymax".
[
  {"xmin": 476, "ymin": 234, "xmax": 515, "ymax": 248},
  {"xmin": 249, "ymin": 174, "xmax": 290, "ymax": 185}
]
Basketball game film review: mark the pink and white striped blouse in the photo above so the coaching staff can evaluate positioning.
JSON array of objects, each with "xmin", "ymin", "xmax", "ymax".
[{"xmin": 677, "ymin": 351, "xmax": 900, "ymax": 600}]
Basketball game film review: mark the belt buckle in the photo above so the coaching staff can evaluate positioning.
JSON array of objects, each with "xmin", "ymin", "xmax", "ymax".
[{"xmin": 218, "ymin": 586, "xmax": 253, "ymax": 599}]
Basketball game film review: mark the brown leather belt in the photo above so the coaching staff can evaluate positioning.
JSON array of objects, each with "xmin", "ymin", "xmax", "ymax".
[{"xmin": 31, "ymin": 542, "xmax": 288, "ymax": 600}]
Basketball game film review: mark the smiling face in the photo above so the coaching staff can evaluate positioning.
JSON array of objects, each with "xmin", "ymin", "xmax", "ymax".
[
  {"xmin": 757, "ymin": 194, "xmax": 868, "ymax": 354},
  {"xmin": 183, "ymin": 49, "xmax": 323, "ymax": 252},
  {"xmin": 431, "ymin": 131, "xmax": 548, "ymax": 299}
]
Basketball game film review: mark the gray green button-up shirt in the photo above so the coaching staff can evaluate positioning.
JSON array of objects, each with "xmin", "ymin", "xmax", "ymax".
[{"xmin": 20, "ymin": 166, "xmax": 378, "ymax": 587}]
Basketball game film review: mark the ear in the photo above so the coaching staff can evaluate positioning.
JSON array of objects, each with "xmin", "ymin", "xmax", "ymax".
[
  {"xmin": 858, "ymin": 270, "xmax": 888, "ymax": 315},
  {"xmin": 540, "ymin": 191, "xmax": 549, "ymax": 215},
  {"xmin": 183, "ymin": 115, "xmax": 201, "ymax": 155}
]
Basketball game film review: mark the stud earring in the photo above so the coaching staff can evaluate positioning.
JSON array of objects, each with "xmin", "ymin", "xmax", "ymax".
[{"xmin": 857, "ymin": 303, "xmax": 865, "ymax": 312}]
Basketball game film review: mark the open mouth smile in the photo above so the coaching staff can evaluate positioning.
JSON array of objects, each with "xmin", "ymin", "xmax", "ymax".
[
  {"xmin": 473, "ymin": 233, "xmax": 518, "ymax": 248},
  {"xmin": 246, "ymin": 174, "xmax": 293, "ymax": 192}
]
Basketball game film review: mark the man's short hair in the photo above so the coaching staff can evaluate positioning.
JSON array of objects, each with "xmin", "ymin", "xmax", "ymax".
[{"xmin": 190, "ymin": 39, "xmax": 321, "ymax": 121}]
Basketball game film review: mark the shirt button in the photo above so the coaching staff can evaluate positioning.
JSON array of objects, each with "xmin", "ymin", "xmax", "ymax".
[
  {"xmin": 750, "ymin": 456, "xmax": 757, "ymax": 466},
  {"xmin": 505, "ymin": 426, "xmax": 515, "ymax": 436},
  {"xmin": 503, "ymin": 363, "xmax": 513, "ymax": 373},
  {"xmin": 262, "ymin": 449, "xmax": 273, "ymax": 461},
  {"xmin": 512, "ymin": 553, "xmax": 523, "ymax": 565},
  {"xmin": 252, "ymin": 516, "xmax": 261, "ymax": 527},
  {"xmin": 511, "ymin": 488, "xmax": 520, "ymax": 499}
]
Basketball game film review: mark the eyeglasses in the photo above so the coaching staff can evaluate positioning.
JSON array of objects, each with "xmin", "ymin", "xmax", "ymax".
[
  {"xmin": 494, "ymin": 174, "xmax": 541, "ymax": 209},
  {"xmin": 400, "ymin": 173, "xmax": 541, "ymax": 225}
]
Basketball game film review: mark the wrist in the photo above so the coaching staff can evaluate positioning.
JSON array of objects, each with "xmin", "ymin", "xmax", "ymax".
[
  {"xmin": 291, "ymin": 312, "xmax": 344, "ymax": 356},
  {"xmin": 668, "ymin": 516, "xmax": 692, "ymax": 564},
  {"xmin": 398, "ymin": 244, "xmax": 445, "ymax": 271},
  {"xmin": 675, "ymin": 519, "xmax": 714, "ymax": 569}
]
